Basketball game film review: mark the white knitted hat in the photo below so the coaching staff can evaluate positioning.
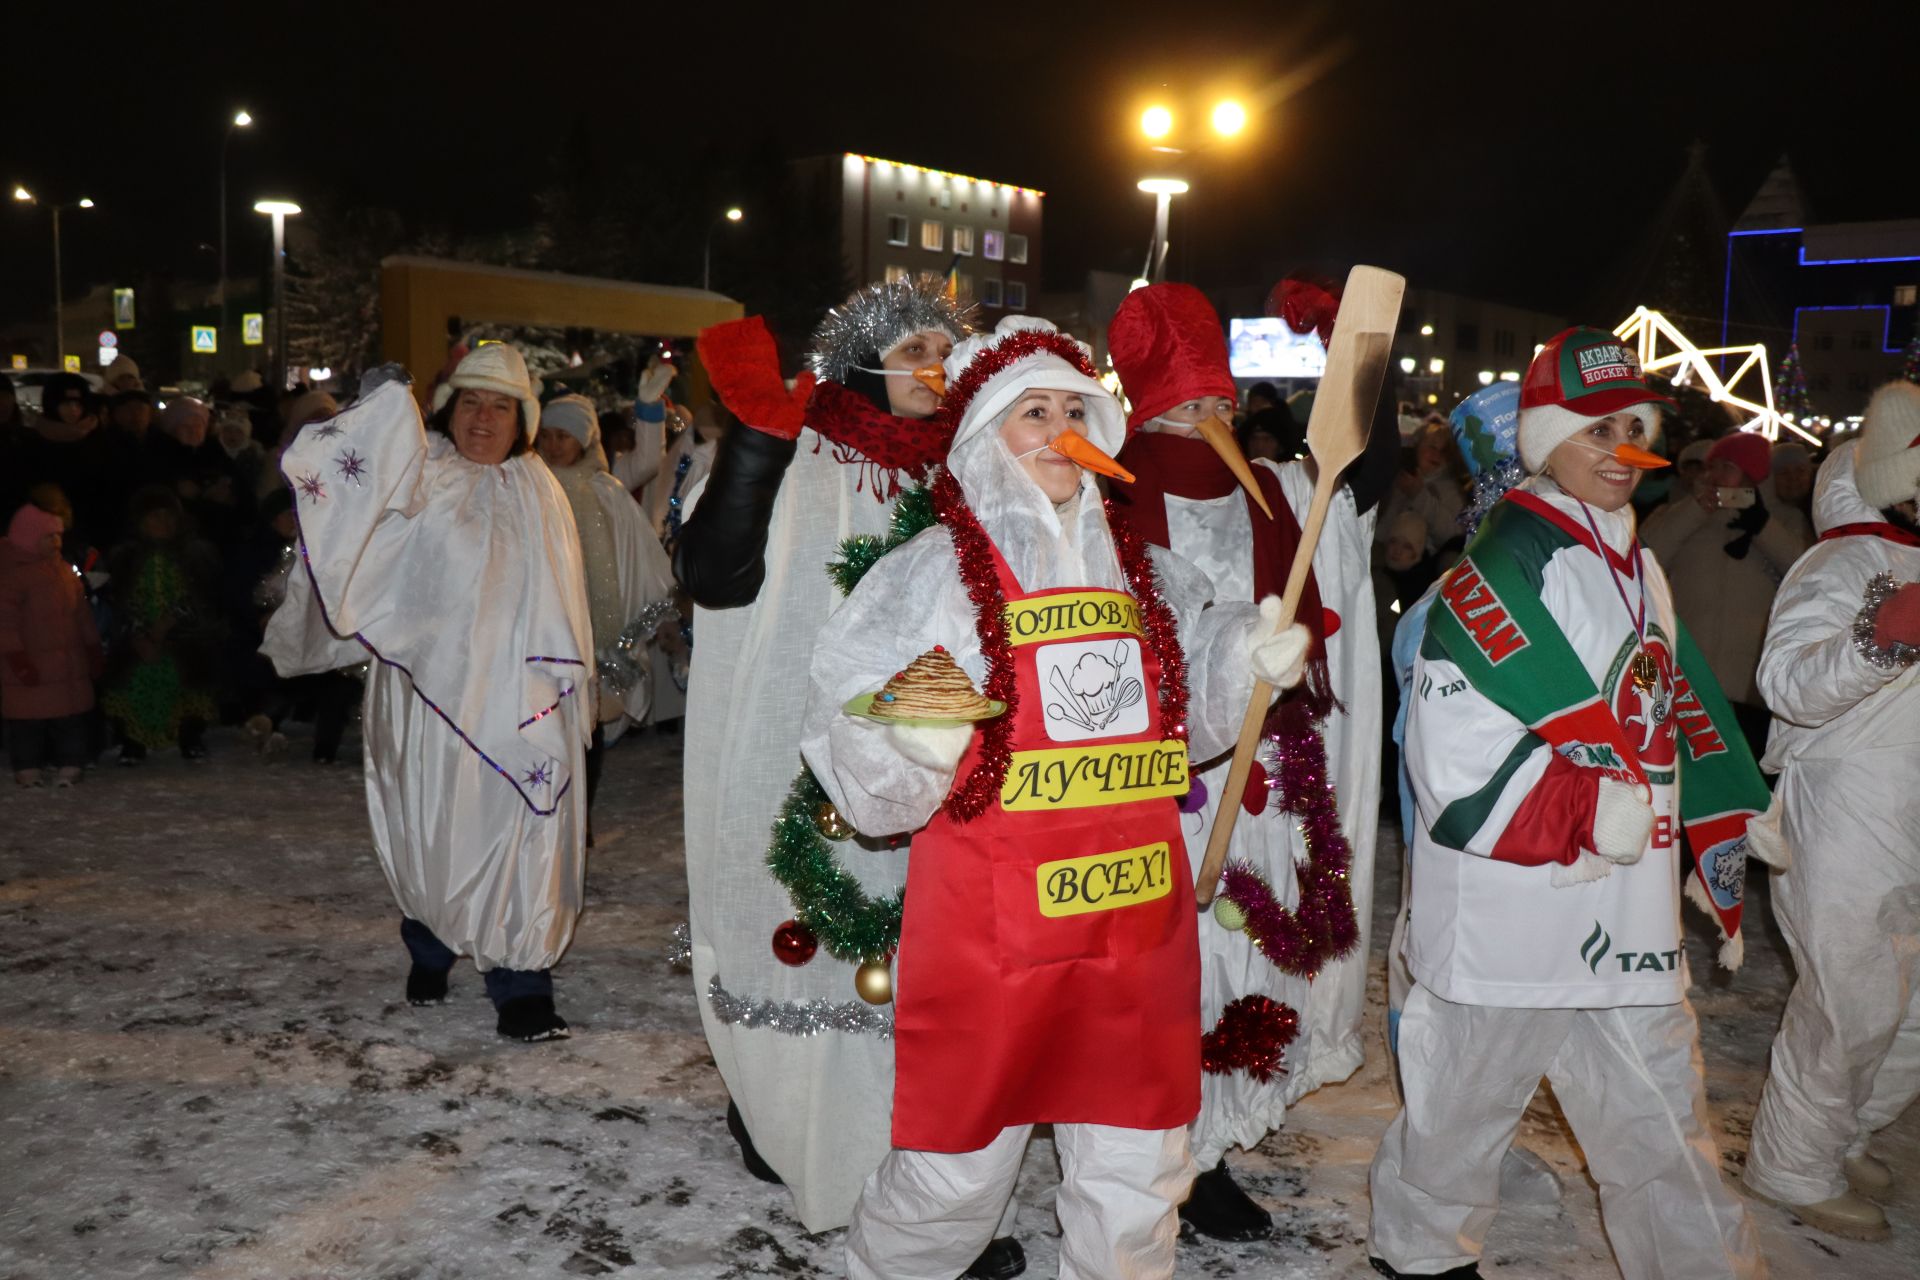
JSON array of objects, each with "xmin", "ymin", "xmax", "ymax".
[
  {"xmin": 1854, "ymin": 381, "xmax": 1920, "ymax": 510},
  {"xmin": 431, "ymin": 344, "xmax": 543, "ymax": 440},
  {"xmin": 539, "ymin": 394, "xmax": 599, "ymax": 450},
  {"xmin": 940, "ymin": 316, "xmax": 1123, "ymax": 456}
]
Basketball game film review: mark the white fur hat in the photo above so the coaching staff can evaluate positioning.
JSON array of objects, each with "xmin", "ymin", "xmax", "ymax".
[
  {"xmin": 1854, "ymin": 380, "xmax": 1920, "ymax": 510},
  {"xmin": 539, "ymin": 394, "xmax": 599, "ymax": 450},
  {"xmin": 939, "ymin": 316, "xmax": 1123, "ymax": 456},
  {"xmin": 431, "ymin": 344, "xmax": 543, "ymax": 440}
]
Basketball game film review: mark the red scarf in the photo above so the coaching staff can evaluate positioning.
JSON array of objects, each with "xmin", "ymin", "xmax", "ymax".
[
  {"xmin": 1818, "ymin": 521, "xmax": 1920, "ymax": 547},
  {"xmin": 805, "ymin": 379, "xmax": 954, "ymax": 500},
  {"xmin": 1110, "ymin": 432, "xmax": 1335, "ymax": 810}
]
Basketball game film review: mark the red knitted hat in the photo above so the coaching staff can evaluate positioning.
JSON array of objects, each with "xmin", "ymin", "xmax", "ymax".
[
  {"xmin": 1108, "ymin": 283, "xmax": 1237, "ymax": 431},
  {"xmin": 1705, "ymin": 431, "xmax": 1772, "ymax": 486}
]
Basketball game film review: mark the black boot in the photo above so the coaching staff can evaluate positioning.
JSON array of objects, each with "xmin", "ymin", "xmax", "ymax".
[
  {"xmin": 496, "ymin": 994, "xmax": 569, "ymax": 1042},
  {"xmin": 963, "ymin": 1235, "xmax": 1026, "ymax": 1279},
  {"xmin": 726, "ymin": 1099, "xmax": 783, "ymax": 1184},
  {"xmin": 1369, "ymin": 1256, "xmax": 1482, "ymax": 1279},
  {"xmin": 406, "ymin": 964, "xmax": 450, "ymax": 1006},
  {"xmin": 1178, "ymin": 1160, "xmax": 1273, "ymax": 1242}
]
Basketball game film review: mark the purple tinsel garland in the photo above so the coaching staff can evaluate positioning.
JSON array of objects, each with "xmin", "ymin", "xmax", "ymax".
[{"xmin": 1217, "ymin": 721, "xmax": 1360, "ymax": 980}]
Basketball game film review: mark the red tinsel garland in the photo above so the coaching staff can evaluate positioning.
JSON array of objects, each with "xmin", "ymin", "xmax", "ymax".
[
  {"xmin": 930, "ymin": 471, "xmax": 1192, "ymax": 821},
  {"xmin": 1201, "ymin": 995, "xmax": 1299, "ymax": 1082},
  {"xmin": 1216, "ymin": 722, "xmax": 1361, "ymax": 979},
  {"xmin": 931, "ymin": 329, "xmax": 1104, "ymax": 439}
]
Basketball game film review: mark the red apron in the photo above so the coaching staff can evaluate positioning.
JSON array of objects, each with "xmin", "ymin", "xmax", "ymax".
[{"xmin": 891, "ymin": 545, "xmax": 1201, "ymax": 1153}]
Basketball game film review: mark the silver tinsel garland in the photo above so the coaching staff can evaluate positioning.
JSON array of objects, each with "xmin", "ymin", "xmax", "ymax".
[
  {"xmin": 806, "ymin": 276, "xmax": 974, "ymax": 383},
  {"xmin": 599, "ymin": 599, "xmax": 681, "ymax": 699},
  {"xmin": 706, "ymin": 975, "xmax": 895, "ymax": 1039},
  {"xmin": 667, "ymin": 922, "xmax": 692, "ymax": 972},
  {"xmin": 1853, "ymin": 571, "xmax": 1920, "ymax": 670}
]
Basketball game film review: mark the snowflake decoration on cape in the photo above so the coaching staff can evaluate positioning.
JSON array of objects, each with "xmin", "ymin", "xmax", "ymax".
[
  {"xmin": 312, "ymin": 421, "xmax": 343, "ymax": 440},
  {"xmin": 521, "ymin": 762, "xmax": 552, "ymax": 789},
  {"xmin": 294, "ymin": 473, "xmax": 326, "ymax": 501},
  {"xmin": 335, "ymin": 450, "xmax": 368, "ymax": 485}
]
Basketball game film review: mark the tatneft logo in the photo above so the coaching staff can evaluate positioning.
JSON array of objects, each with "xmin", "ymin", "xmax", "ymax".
[
  {"xmin": 1579, "ymin": 919, "xmax": 1679, "ymax": 975},
  {"xmin": 1575, "ymin": 343, "xmax": 1635, "ymax": 387}
]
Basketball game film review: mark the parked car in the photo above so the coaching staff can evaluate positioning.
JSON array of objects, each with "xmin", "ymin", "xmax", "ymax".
[{"xmin": 11, "ymin": 367, "xmax": 105, "ymax": 414}]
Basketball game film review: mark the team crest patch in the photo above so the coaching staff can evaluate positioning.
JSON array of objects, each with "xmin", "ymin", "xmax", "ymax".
[{"xmin": 1576, "ymin": 342, "xmax": 1639, "ymax": 387}]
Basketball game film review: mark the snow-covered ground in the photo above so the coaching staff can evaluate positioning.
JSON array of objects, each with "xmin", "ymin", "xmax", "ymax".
[{"xmin": 2, "ymin": 724, "xmax": 1915, "ymax": 1279}]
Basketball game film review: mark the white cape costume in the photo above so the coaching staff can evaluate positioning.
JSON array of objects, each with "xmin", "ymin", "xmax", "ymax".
[{"xmin": 263, "ymin": 381, "xmax": 593, "ymax": 972}]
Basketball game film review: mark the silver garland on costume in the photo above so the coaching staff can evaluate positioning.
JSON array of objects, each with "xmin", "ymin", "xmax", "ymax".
[
  {"xmin": 1852, "ymin": 571, "xmax": 1920, "ymax": 670},
  {"xmin": 1459, "ymin": 457, "xmax": 1526, "ymax": 540},
  {"xmin": 666, "ymin": 922, "xmax": 692, "ymax": 972},
  {"xmin": 706, "ymin": 975, "xmax": 895, "ymax": 1039},
  {"xmin": 252, "ymin": 543, "xmax": 298, "ymax": 611},
  {"xmin": 805, "ymin": 275, "xmax": 975, "ymax": 382},
  {"xmin": 599, "ymin": 599, "xmax": 681, "ymax": 698}
]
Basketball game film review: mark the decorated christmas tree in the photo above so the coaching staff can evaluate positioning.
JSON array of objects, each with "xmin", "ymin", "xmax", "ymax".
[
  {"xmin": 1903, "ymin": 328, "xmax": 1920, "ymax": 385},
  {"xmin": 1773, "ymin": 342, "xmax": 1813, "ymax": 419}
]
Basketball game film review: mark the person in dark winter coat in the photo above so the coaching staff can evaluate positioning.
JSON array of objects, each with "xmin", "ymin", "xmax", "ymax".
[{"xmin": 102, "ymin": 487, "xmax": 222, "ymax": 762}]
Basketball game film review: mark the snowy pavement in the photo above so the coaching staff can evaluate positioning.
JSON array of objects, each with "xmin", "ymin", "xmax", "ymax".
[{"xmin": 2, "ymin": 726, "xmax": 1915, "ymax": 1279}]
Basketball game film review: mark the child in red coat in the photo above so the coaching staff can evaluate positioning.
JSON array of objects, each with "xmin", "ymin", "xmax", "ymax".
[{"xmin": 1, "ymin": 502, "xmax": 102, "ymax": 786}]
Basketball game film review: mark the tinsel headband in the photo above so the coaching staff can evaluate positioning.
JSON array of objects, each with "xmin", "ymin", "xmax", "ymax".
[
  {"xmin": 807, "ymin": 275, "xmax": 975, "ymax": 383},
  {"xmin": 933, "ymin": 327, "xmax": 1107, "ymax": 445}
]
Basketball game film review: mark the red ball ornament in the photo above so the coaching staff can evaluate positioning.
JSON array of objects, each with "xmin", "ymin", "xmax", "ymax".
[{"xmin": 771, "ymin": 919, "xmax": 818, "ymax": 967}]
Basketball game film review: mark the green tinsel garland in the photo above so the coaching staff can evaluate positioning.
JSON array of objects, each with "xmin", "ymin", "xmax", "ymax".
[{"xmin": 766, "ymin": 484, "xmax": 938, "ymax": 963}]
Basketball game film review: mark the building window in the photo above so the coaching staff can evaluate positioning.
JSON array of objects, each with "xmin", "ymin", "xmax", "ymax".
[
  {"xmin": 1850, "ymin": 372, "xmax": 1871, "ymax": 391},
  {"xmin": 1456, "ymin": 322, "xmax": 1479, "ymax": 353},
  {"xmin": 982, "ymin": 278, "xmax": 1003, "ymax": 307},
  {"xmin": 885, "ymin": 215, "xmax": 909, "ymax": 247},
  {"xmin": 1007, "ymin": 234, "xmax": 1029, "ymax": 265},
  {"xmin": 952, "ymin": 226, "xmax": 975, "ymax": 256},
  {"xmin": 1494, "ymin": 329, "xmax": 1515, "ymax": 357},
  {"xmin": 940, "ymin": 188, "xmax": 953, "ymax": 210},
  {"xmin": 1896, "ymin": 284, "xmax": 1918, "ymax": 306},
  {"xmin": 1852, "ymin": 330, "xmax": 1873, "ymax": 350},
  {"xmin": 955, "ymin": 272, "xmax": 974, "ymax": 302},
  {"xmin": 1812, "ymin": 373, "xmax": 1832, "ymax": 391},
  {"xmin": 1005, "ymin": 281, "xmax": 1028, "ymax": 311},
  {"xmin": 884, "ymin": 265, "xmax": 909, "ymax": 285},
  {"xmin": 1815, "ymin": 333, "xmax": 1833, "ymax": 351},
  {"xmin": 920, "ymin": 220, "xmax": 944, "ymax": 252},
  {"xmin": 983, "ymin": 231, "xmax": 1005, "ymax": 261}
]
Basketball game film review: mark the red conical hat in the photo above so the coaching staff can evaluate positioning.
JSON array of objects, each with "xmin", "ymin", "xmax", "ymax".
[{"xmin": 1109, "ymin": 283, "xmax": 1237, "ymax": 432}]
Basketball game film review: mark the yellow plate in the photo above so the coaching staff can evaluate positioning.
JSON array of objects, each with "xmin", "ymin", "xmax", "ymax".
[{"xmin": 843, "ymin": 693, "xmax": 1007, "ymax": 727}]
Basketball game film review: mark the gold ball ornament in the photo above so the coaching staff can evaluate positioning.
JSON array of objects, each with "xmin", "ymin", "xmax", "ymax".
[
  {"xmin": 854, "ymin": 959, "xmax": 893, "ymax": 1005},
  {"xmin": 1212, "ymin": 897, "xmax": 1248, "ymax": 932},
  {"xmin": 813, "ymin": 801, "xmax": 855, "ymax": 841}
]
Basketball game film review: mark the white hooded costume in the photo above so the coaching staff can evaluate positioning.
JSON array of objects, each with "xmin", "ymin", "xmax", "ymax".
[
  {"xmin": 263, "ymin": 373, "xmax": 593, "ymax": 974},
  {"xmin": 800, "ymin": 316, "xmax": 1304, "ymax": 1280},
  {"xmin": 1745, "ymin": 430, "xmax": 1920, "ymax": 1210}
]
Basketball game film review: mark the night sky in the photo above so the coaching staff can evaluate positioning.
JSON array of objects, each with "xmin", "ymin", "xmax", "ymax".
[{"xmin": 6, "ymin": 0, "xmax": 1917, "ymax": 326}]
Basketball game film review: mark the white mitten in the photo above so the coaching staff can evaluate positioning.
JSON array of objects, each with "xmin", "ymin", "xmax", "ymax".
[
  {"xmin": 1593, "ymin": 777, "xmax": 1654, "ymax": 865},
  {"xmin": 1248, "ymin": 596, "xmax": 1311, "ymax": 689},
  {"xmin": 638, "ymin": 362, "xmax": 675, "ymax": 404},
  {"xmin": 886, "ymin": 722, "xmax": 974, "ymax": 773},
  {"xmin": 1550, "ymin": 849, "xmax": 1614, "ymax": 888}
]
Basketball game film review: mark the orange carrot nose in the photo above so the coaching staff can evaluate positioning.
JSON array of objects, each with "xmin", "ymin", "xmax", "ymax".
[
  {"xmin": 1192, "ymin": 415, "xmax": 1276, "ymax": 519},
  {"xmin": 1049, "ymin": 430, "xmax": 1136, "ymax": 483},
  {"xmin": 912, "ymin": 366, "xmax": 947, "ymax": 398},
  {"xmin": 1614, "ymin": 442, "xmax": 1671, "ymax": 470}
]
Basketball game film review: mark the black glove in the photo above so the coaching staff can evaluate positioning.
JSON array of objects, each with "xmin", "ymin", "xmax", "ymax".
[
  {"xmin": 1724, "ymin": 489, "xmax": 1769, "ymax": 560},
  {"xmin": 672, "ymin": 422, "xmax": 799, "ymax": 609}
]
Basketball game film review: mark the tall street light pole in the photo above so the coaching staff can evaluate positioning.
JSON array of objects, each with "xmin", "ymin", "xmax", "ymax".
[
  {"xmin": 254, "ymin": 200, "xmax": 301, "ymax": 392},
  {"xmin": 13, "ymin": 186, "xmax": 95, "ymax": 368},
  {"xmin": 703, "ymin": 206, "xmax": 744, "ymax": 292},
  {"xmin": 220, "ymin": 110, "xmax": 254, "ymax": 354},
  {"xmin": 1136, "ymin": 179, "xmax": 1188, "ymax": 284}
]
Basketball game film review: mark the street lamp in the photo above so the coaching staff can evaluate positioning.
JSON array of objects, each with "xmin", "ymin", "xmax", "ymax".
[
  {"xmin": 220, "ymin": 109, "xmax": 254, "ymax": 354},
  {"xmin": 703, "ymin": 206, "xmax": 744, "ymax": 292},
  {"xmin": 1141, "ymin": 105, "xmax": 1174, "ymax": 140},
  {"xmin": 1136, "ymin": 178, "xmax": 1188, "ymax": 284},
  {"xmin": 254, "ymin": 199, "xmax": 301, "ymax": 392},
  {"xmin": 1211, "ymin": 100, "xmax": 1248, "ymax": 137},
  {"xmin": 13, "ymin": 186, "xmax": 95, "ymax": 369}
]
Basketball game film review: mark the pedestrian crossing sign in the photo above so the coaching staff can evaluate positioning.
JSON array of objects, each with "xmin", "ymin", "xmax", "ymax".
[
  {"xmin": 192, "ymin": 325, "xmax": 218, "ymax": 354},
  {"xmin": 243, "ymin": 314, "xmax": 265, "ymax": 346}
]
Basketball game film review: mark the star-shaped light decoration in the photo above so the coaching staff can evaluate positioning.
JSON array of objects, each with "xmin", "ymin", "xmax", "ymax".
[
  {"xmin": 294, "ymin": 473, "xmax": 327, "ymax": 502},
  {"xmin": 521, "ymin": 762, "xmax": 552, "ymax": 789},
  {"xmin": 335, "ymin": 450, "xmax": 368, "ymax": 485}
]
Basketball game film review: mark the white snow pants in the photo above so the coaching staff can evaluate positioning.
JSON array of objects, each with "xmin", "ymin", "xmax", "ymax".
[
  {"xmin": 1745, "ymin": 754, "xmax": 1920, "ymax": 1205},
  {"xmin": 1369, "ymin": 985, "xmax": 1763, "ymax": 1279},
  {"xmin": 846, "ymin": 1123, "xmax": 1195, "ymax": 1280}
]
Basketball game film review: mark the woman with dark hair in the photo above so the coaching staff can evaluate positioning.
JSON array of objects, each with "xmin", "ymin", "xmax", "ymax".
[{"xmin": 264, "ymin": 347, "xmax": 594, "ymax": 1043}]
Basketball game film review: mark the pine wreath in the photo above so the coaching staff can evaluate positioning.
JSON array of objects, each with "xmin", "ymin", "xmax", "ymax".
[{"xmin": 765, "ymin": 485, "xmax": 937, "ymax": 964}]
